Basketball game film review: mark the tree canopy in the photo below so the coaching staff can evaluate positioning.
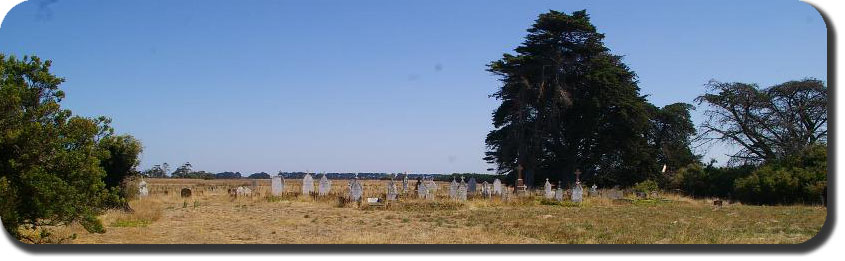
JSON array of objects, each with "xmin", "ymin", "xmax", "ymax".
[
  {"xmin": 484, "ymin": 10, "xmax": 696, "ymax": 187},
  {"xmin": 0, "ymin": 55, "xmax": 126, "ymax": 240},
  {"xmin": 696, "ymin": 79, "xmax": 827, "ymax": 164}
]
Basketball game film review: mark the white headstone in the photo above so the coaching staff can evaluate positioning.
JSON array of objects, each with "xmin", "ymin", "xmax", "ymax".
[
  {"xmin": 271, "ymin": 176, "xmax": 284, "ymax": 196},
  {"xmin": 426, "ymin": 177, "xmax": 437, "ymax": 192},
  {"xmin": 589, "ymin": 184, "xmax": 598, "ymax": 197},
  {"xmin": 402, "ymin": 174, "xmax": 409, "ymax": 193},
  {"xmin": 457, "ymin": 180, "xmax": 468, "ymax": 201},
  {"xmin": 350, "ymin": 179, "xmax": 363, "ymax": 201},
  {"xmin": 302, "ymin": 173, "xmax": 314, "ymax": 195},
  {"xmin": 138, "ymin": 180, "xmax": 149, "ymax": 198},
  {"xmin": 417, "ymin": 179, "xmax": 428, "ymax": 198},
  {"xmin": 387, "ymin": 180, "xmax": 398, "ymax": 201},
  {"xmin": 555, "ymin": 187, "xmax": 564, "ymax": 201},
  {"xmin": 481, "ymin": 181, "xmax": 490, "ymax": 197},
  {"xmin": 493, "ymin": 178, "xmax": 502, "ymax": 195},
  {"xmin": 571, "ymin": 184, "xmax": 583, "ymax": 203},
  {"xmin": 236, "ymin": 186, "xmax": 253, "ymax": 197},
  {"xmin": 318, "ymin": 174, "xmax": 331, "ymax": 196},
  {"xmin": 449, "ymin": 178, "xmax": 458, "ymax": 199},
  {"xmin": 544, "ymin": 178, "xmax": 553, "ymax": 199}
]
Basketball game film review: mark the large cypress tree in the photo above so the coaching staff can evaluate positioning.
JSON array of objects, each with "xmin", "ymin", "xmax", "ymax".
[{"xmin": 485, "ymin": 10, "xmax": 660, "ymax": 187}]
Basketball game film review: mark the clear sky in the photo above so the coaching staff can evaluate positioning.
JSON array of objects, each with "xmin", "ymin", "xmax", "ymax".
[{"xmin": 0, "ymin": 0, "xmax": 827, "ymax": 174}]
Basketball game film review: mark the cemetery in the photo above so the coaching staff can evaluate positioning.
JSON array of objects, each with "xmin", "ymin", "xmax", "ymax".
[{"xmin": 55, "ymin": 175, "xmax": 826, "ymax": 244}]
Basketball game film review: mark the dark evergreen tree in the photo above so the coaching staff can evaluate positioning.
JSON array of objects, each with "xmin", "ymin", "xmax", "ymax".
[{"xmin": 485, "ymin": 10, "xmax": 662, "ymax": 187}]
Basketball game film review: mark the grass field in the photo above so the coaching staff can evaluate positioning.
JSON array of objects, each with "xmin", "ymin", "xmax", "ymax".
[{"xmin": 46, "ymin": 178, "xmax": 826, "ymax": 244}]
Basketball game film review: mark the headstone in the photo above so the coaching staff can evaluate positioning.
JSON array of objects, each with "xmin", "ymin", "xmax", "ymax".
[
  {"xmin": 544, "ymin": 178, "xmax": 553, "ymax": 199},
  {"xmin": 493, "ymin": 178, "xmax": 502, "ymax": 195},
  {"xmin": 417, "ymin": 179, "xmax": 428, "ymax": 198},
  {"xmin": 138, "ymin": 180, "xmax": 149, "ymax": 198},
  {"xmin": 251, "ymin": 180, "xmax": 258, "ymax": 190},
  {"xmin": 318, "ymin": 174, "xmax": 331, "ymax": 196},
  {"xmin": 481, "ymin": 181, "xmax": 490, "ymax": 197},
  {"xmin": 271, "ymin": 176, "xmax": 284, "ymax": 196},
  {"xmin": 467, "ymin": 177, "xmax": 477, "ymax": 195},
  {"xmin": 180, "ymin": 188, "xmax": 192, "ymax": 198},
  {"xmin": 650, "ymin": 191, "xmax": 659, "ymax": 199},
  {"xmin": 402, "ymin": 174, "xmax": 409, "ymax": 193},
  {"xmin": 589, "ymin": 184, "xmax": 598, "ymax": 197},
  {"xmin": 236, "ymin": 186, "xmax": 253, "ymax": 197},
  {"xmin": 608, "ymin": 187, "xmax": 623, "ymax": 200},
  {"xmin": 555, "ymin": 187, "xmax": 564, "ymax": 201},
  {"xmin": 349, "ymin": 179, "xmax": 363, "ymax": 202},
  {"xmin": 456, "ymin": 181, "xmax": 468, "ymax": 201},
  {"xmin": 302, "ymin": 173, "xmax": 314, "ymax": 195},
  {"xmin": 426, "ymin": 177, "xmax": 437, "ymax": 192},
  {"xmin": 386, "ymin": 180, "xmax": 398, "ymax": 201},
  {"xmin": 571, "ymin": 184, "xmax": 583, "ymax": 203},
  {"xmin": 449, "ymin": 178, "xmax": 458, "ymax": 199}
]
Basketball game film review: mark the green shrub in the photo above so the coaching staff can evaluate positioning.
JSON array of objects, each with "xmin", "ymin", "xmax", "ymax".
[
  {"xmin": 633, "ymin": 180, "xmax": 659, "ymax": 193},
  {"xmin": 734, "ymin": 144, "xmax": 827, "ymax": 205}
]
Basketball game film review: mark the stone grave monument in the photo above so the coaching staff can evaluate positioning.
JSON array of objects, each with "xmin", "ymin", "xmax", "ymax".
[
  {"xmin": 318, "ymin": 173, "xmax": 331, "ymax": 196},
  {"xmin": 302, "ymin": 173, "xmax": 314, "ymax": 195},
  {"xmin": 138, "ymin": 179, "xmax": 149, "ymax": 198},
  {"xmin": 457, "ymin": 177, "xmax": 468, "ymax": 201},
  {"xmin": 544, "ymin": 178, "xmax": 553, "ymax": 199},
  {"xmin": 271, "ymin": 175, "xmax": 284, "ymax": 196},
  {"xmin": 493, "ymin": 178, "xmax": 502, "ymax": 195},
  {"xmin": 571, "ymin": 182, "xmax": 583, "ymax": 203}
]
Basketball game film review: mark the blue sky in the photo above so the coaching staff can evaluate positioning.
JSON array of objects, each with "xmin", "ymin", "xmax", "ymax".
[{"xmin": 0, "ymin": 0, "xmax": 826, "ymax": 174}]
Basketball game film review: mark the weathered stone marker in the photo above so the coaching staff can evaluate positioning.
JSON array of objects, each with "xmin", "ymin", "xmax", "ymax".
[
  {"xmin": 180, "ymin": 188, "xmax": 192, "ymax": 198},
  {"xmin": 449, "ymin": 177, "xmax": 458, "ymax": 199},
  {"xmin": 302, "ymin": 173, "xmax": 314, "ymax": 195},
  {"xmin": 555, "ymin": 186, "xmax": 564, "ymax": 202},
  {"xmin": 544, "ymin": 178, "xmax": 553, "ymax": 199},
  {"xmin": 426, "ymin": 177, "xmax": 437, "ymax": 193},
  {"xmin": 417, "ymin": 178, "xmax": 428, "ymax": 199},
  {"xmin": 589, "ymin": 184, "xmax": 598, "ymax": 197},
  {"xmin": 271, "ymin": 175, "xmax": 284, "ymax": 196},
  {"xmin": 571, "ymin": 183, "xmax": 583, "ymax": 203},
  {"xmin": 387, "ymin": 179, "xmax": 398, "ymax": 201},
  {"xmin": 456, "ymin": 177, "xmax": 468, "ymax": 201},
  {"xmin": 493, "ymin": 178, "xmax": 502, "ymax": 195},
  {"xmin": 138, "ymin": 179, "xmax": 149, "ymax": 198},
  {"xmin": 467, "ymin": 177, "xmax": 477, "ymax": 195},
  {"xmin": 481, "ymin": 181, "xmax": 490, "ymax": 198},
  {"xmin": 350, "ymin": 178, "xmax": 363, "ymax": 202},
  {"xmin": 318, "ymin": 173, "xmax": 331, "ymax": 196},
  {"xmin": 608, "ymin": 187, "xmax": 623, "ymax": 200}
]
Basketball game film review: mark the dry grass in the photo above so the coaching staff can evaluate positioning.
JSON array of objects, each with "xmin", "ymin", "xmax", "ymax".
[{"xmin": 49, "ymin": 178, "xmax": 826, "ymax": 244}]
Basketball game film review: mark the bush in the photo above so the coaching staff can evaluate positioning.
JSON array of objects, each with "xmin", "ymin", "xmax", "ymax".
[
  {"xmin": 670, "ymin": 163, "xmax": 754, "ymax": 199},
  {"xmin": 1, "ymin": 55, "xmax": 137, "ymax": 241},
  {"xmin": 633, "ymin": 180, "xmax": 659, "ymax": 193},
  {"xmin": 734, "ymin": 144, "xmax": 827, "ymax": 205}
]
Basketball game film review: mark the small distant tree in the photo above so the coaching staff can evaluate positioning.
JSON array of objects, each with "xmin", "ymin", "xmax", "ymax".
[
  {"xmin": 143, "ymin": 164, "xmax": 167, "ymax": 178},
  {"xmin": 171, "ymin": 162, "xmax": 192, "ymax": 178},
  {"xmin": 248, "ymin": 172, "xmax": 271, "ymax": 179}
]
